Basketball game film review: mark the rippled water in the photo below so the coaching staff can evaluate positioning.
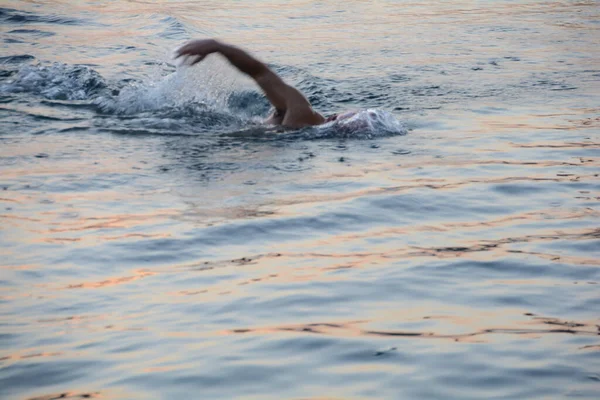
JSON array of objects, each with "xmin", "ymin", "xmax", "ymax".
[{"xmin": 1, "ymin": 1, "xmax": 599, "ymax": 399}]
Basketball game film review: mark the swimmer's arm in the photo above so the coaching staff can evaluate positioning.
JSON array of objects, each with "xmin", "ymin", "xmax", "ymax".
[{"xmin": 176, "ymin": 39, "xmax": 323, "ymax": 126}]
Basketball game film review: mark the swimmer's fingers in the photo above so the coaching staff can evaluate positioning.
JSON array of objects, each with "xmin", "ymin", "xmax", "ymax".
[
  {"xmin": 175, "ymin": 39, "xmax": 218, "ymax": 59},
  {"xmin": 173, "ymin": 44, "xmax": 205, "ymax": 67},
  {"xmin": 190, "ymin": 54, "xmax": 206, "ymax": 65},
  {"xmin": 174, "ymin": 44, "xmax": 195, "ymax": 59},
  {"xmin": 173, "ymin": 54, "xmax": 204, "ymax": 68}
]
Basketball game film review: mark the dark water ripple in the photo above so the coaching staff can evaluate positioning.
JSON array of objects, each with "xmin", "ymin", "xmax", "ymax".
[
  {"xmin": 1, "ymin": 1, "xmax": 600, "ymax": 399},
  {"xmin": 0, "ymin": 7, "xmax": 86, "ymax": 26}
]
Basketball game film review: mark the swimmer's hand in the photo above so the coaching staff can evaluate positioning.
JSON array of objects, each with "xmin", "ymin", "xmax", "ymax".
[{"xmin": 175, "ymin": 39, "xmax": 220, "ymax": 65}]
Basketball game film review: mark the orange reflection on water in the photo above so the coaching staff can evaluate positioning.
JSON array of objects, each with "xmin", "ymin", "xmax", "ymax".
[
  {"xmin": 0, "ymin": 351, "xmax": 63, "ymax": 362},
  {"xmin": 40, "ymin": 237, "xmax": 81, "ymax": 244},
  {"xmin": 62, "ymin": 269, "xmax": 155, "ymax": 290},
  {"xmin": 1, "ymin": 264, "xmax": 38, "ymax": 270},
  {"xmin": 100, "ymin": 232, "xmax": 172, "ymax": 241},
  {"xmin": 161, "ymin": 223, "xmax": 599, "ymax": 304},
  {"xmin": 42, "ymin": 211, "xmax": 178, "ymax": 234}
]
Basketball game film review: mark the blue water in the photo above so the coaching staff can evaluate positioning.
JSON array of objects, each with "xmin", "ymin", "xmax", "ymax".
[{"xmin": 1, "ymin": 1, "xmax": 599, "ymax": 399}]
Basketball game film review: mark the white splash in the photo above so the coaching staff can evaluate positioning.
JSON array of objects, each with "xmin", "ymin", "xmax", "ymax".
[
  {"xmin": 309, "ymin": 109, "xmax": 408, "ymax": 139},
  {"xmin": 96, "ymin": 56, "xmax": 252, "ymax": 115}
]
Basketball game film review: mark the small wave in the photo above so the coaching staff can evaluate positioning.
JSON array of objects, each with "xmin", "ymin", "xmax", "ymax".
[
  {"xmin": 8, "ymin": 29, "xmax": 56, "ymax": 37},
  {"xmin": 95, "ymin": 105, "xmax": 246, "ymax": 136},
  {"xmin": 0, "ymin": 54, "xmax": 35, "ymax": 64},
  {"xmin": 0, "ymin": 7, "xmax": 84, "ymax": 26},
  {"xmin": 0, "ymin": 62, "xmax": 106, "ymax": 101},
  {"xmin": 156, "ymin": 15, "xmax": 188, "ymax": 40}
]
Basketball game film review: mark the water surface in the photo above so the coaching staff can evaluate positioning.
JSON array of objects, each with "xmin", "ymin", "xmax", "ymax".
[{"xmin": 1, "ymin": 1, "xmax": 599, "ymax": 399}]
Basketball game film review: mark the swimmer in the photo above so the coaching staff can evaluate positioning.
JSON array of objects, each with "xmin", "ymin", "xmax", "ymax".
[{"xmin": 176, "ymin": 39, "xmax": 355, "ymax": 128}]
